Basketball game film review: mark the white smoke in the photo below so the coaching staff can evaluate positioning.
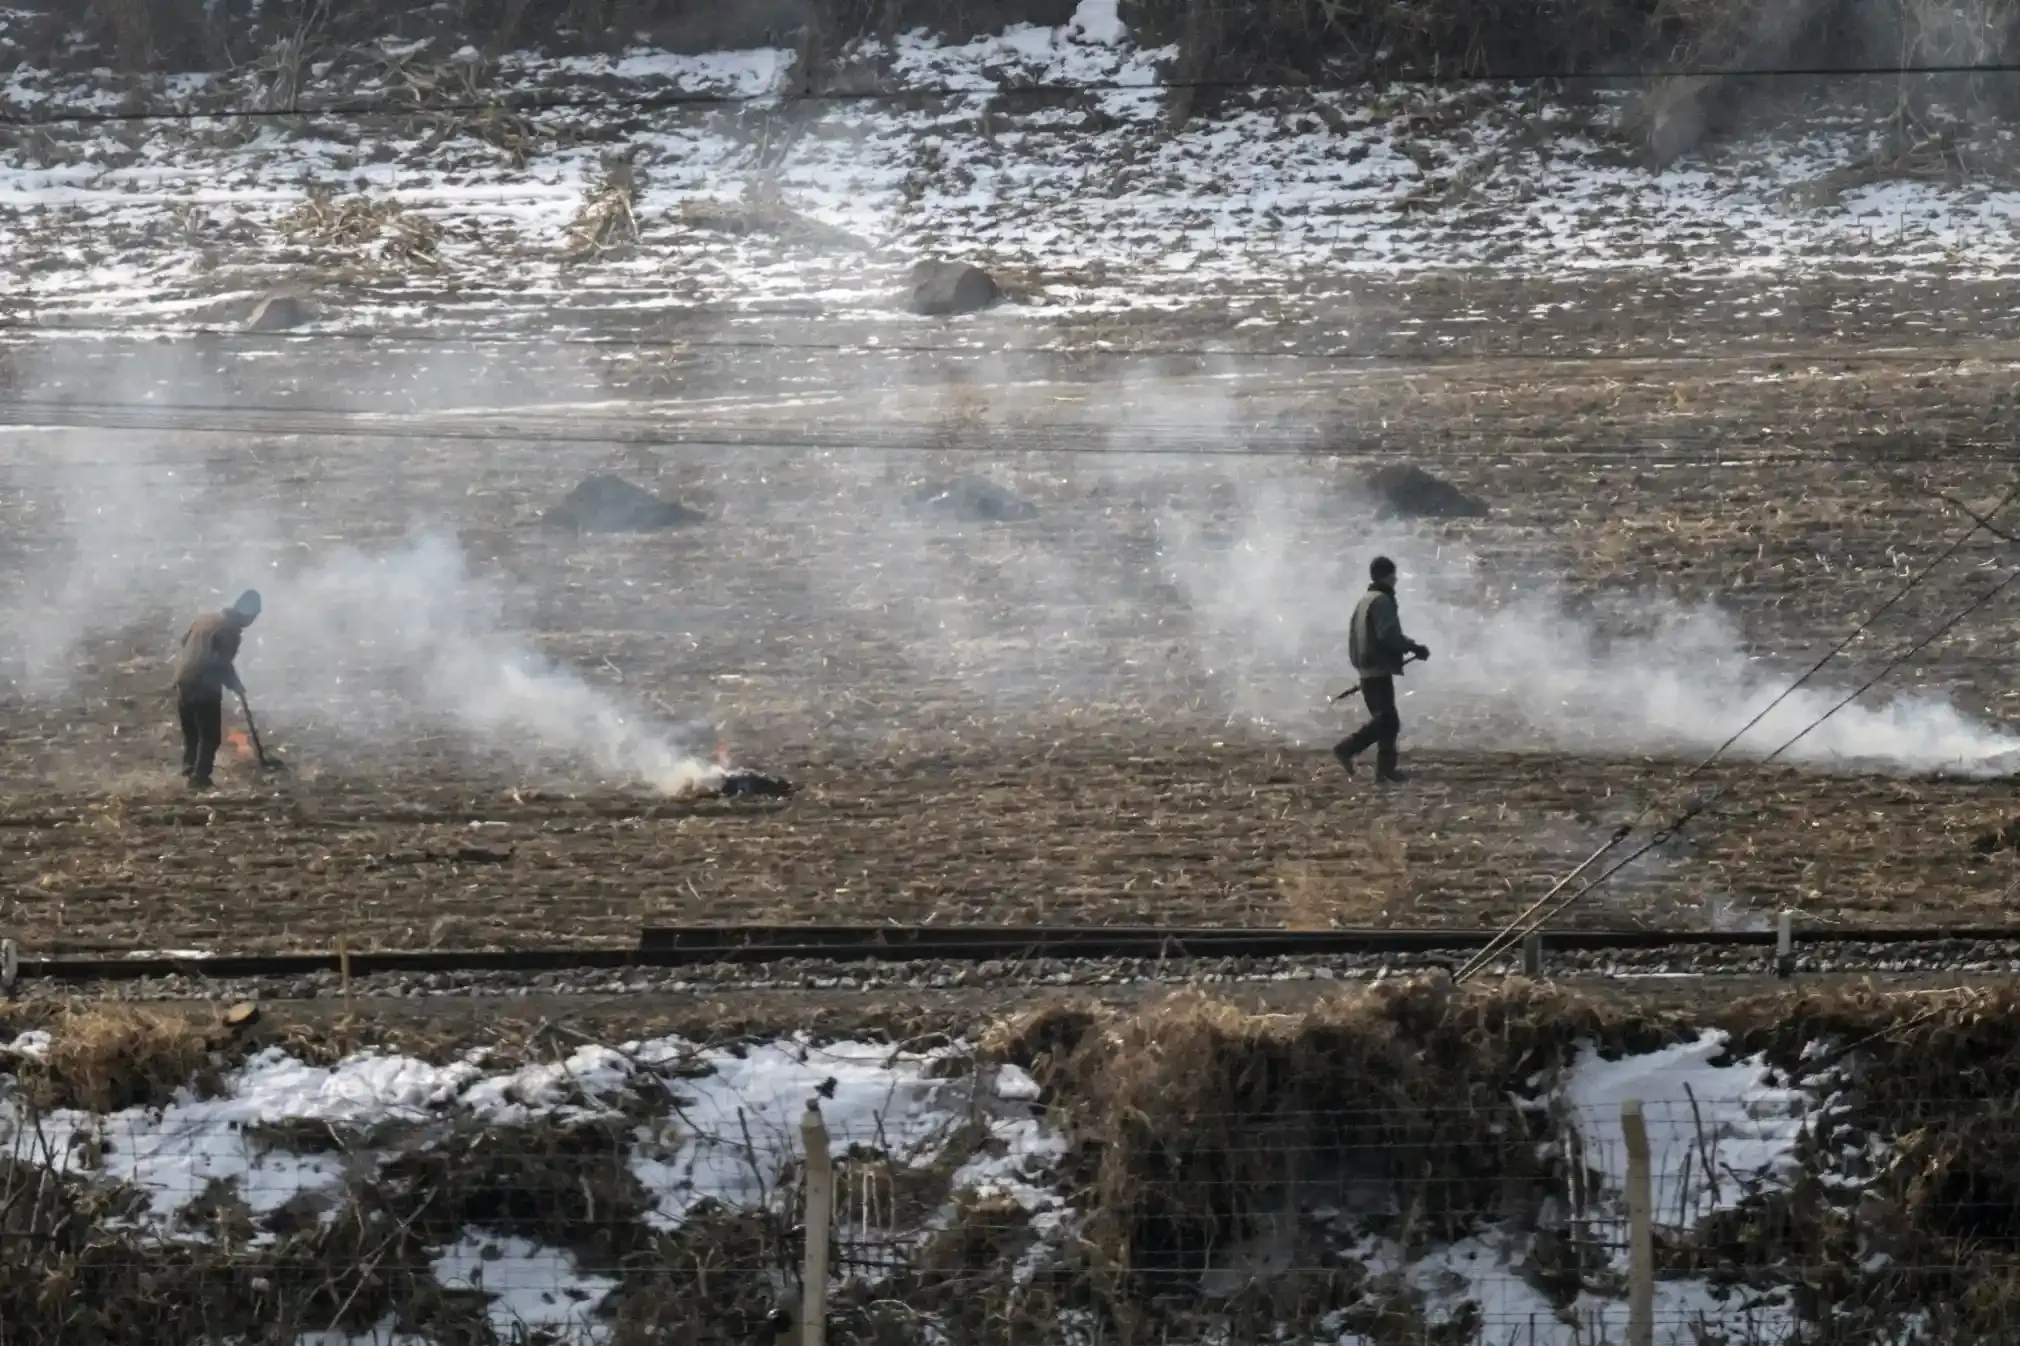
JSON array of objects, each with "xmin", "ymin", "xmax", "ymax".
[
  {"xmin": 0, "ymin": 350, "xmax": 217, "ymax": 693},
  {"xmin": 244, "ymin": 534, "xmax": 717, "ymax": 794},
  {"xmin": 0, "ymin": 341, "xmax": 719, "ymax": 796},
  {"xmin": 1163, "ymin": 471, "xmax": 2020, "ymax": 776}
]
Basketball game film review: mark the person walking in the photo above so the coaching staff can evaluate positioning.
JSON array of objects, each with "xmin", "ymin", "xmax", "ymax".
[
  {"xmin": 1334, "ymin": 556, "xmax": 1429, "ymax": 784},
  {"xmin": 171, "ymin": 589, "xmax": 261, "ymax": 791}
]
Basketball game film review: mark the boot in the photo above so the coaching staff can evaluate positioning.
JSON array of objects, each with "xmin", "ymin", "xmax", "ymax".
[
  {"xmin": 1376, "ymin": 744, "xmax": 1407, "ymax": 784},
  {"xmin": 1331, "ymin": 740, "xmax": 1357, "ymax": 775},
  {"xmin": 187, "ymin": 774, "xmax": 215, "ymax": 793}
]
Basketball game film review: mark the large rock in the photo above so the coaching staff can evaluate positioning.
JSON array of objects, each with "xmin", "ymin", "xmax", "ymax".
[
  {"xmin": 246, "ymin": 292, "xmax": 311, "ymax": 332},
  {"xmin": 545, "ymin": 474, "xmax": 706, "ymax": 533},
  {"xmin": 907, "ymin": 475, "xmax": 1037, "ymax": 523},
  {"xmin": 905, "ymin": 260, "xmax": 1002, "ymax": 317},
  {"xmin": 1361, "ymin": 465, "xmax": 1487, "ymax": 520}
]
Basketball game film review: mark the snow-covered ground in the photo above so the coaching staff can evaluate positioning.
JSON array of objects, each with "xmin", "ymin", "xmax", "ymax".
[
  {"xmin": 5, "ymin": 1, "xmax": 2020, "ymax": 342},
  {"xmin": 0, "ymin": 1023, "xmax": 1907, "ymax": 1345}
]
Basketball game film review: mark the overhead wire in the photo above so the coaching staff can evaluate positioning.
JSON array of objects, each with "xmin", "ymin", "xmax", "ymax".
[
  {"xmin": 1452, "ymin": 482, "xmax": 2020, "ymax": 982},
  {"xmin": 1455, "ymin": 558, "xmax": 2020, "ymax": 983},
  {"xmin": 0, "ymin": 396, "xmax": 2003, "ymax": 465},
  {"xmin": 9, "ymin": 321, "xmax": 2020, "ymax": 371}
]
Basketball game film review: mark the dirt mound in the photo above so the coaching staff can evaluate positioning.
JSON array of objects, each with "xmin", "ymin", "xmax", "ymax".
[
  {"xmin": 907, "ymin": 475, "xmax": 1037, "ymax": 522},
  {"xmin": 1361, "ymin": 464, "xmax": 1488, "ymax": 519},
  {"xmin": 544, "ymin": 474, "xmax": 706, "ymax": 533},
  {"xmin": 904, "ymin": 261, "xmax": 1002, "ymax": 317}
]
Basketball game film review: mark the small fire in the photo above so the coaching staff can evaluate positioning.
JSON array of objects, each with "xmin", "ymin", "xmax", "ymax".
[
  {"xmin": 225, "ymin": 731, "xmax": 254, "ymax": 761},
  {"xmin": 713, "ymin": 742, "xmax": 731, "ymax": 768}
]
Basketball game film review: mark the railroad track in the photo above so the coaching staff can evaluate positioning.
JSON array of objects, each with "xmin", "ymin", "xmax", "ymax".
[{"xmin": 11, "ymin": 923, "xmax": 2020, "ymax": 984}]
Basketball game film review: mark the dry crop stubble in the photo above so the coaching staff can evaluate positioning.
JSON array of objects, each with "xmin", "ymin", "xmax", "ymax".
[{"xmin": 1, "ymin": 337, "xmax": 2019, "ymax": 951}]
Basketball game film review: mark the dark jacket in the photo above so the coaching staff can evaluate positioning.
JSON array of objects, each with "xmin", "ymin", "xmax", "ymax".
[
  {"xmin": 1349, "ymin": 583, "xmax": 1412, "ymax": 678},
  {"xmin": 172, "ymin": 610, "xmax": 248, "ymax": 697}
]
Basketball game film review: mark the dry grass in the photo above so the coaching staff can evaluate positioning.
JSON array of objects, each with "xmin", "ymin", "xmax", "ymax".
[
  {"xmin": 967, "ymin": 981, "xmax": 2020, "ymax": 1339},
  {"xmin": 35, "ymin": 1005, "xmax": 214, "ymax": 1112},
  {"xmin": 563, "ymin": 159, "xmax": 642, "ymax": 261},
  {"xmin": 278, "ymin": 193, "xmax": 444, "ymax": 268},
  {"xmin": 1274, "ymin": 849, "xmax": 1409, "ymax": 929},
  {"xmin": 3, "ymin": 986, "xmax": 2020, "ymax": 1340}
]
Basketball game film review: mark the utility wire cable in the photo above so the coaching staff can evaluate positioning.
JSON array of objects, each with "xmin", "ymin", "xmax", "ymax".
[
  {"xmin": 1452, "ymin": 478, "xmax": 2020, "ymax": 982},
  {"xmin": 1457, "ymin": 557, "xmax": 2020, "ymax": 985},
  {"xmin": 16, "ymin": 60, "xmax": 2020, "ymax": 128},
  {"xmin": 0, "ymin": 398, "xmax": 2001, "ymax": 463},
  {"xmin": 8, "ymin": 320, "xmax": 2018, "ymax": 370}
]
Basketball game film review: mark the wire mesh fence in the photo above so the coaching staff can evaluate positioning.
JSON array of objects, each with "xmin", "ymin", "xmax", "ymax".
[{"xmin": 0, "ymin": 1021, "xmax": 1980, "ymax": 1346}]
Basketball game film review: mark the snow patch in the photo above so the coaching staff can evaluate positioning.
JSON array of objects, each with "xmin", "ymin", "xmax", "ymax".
[
  {"xmin": 1069, "ymin": 0, "xmax": 1128, "ymax": 46},
  {"xmin": 432, "ymin": 1234, "xmax": 618, "ymax": 1342},
  {"xmin": 1562, "ymin": 1028, "xmax": 1814, "ymax": 1230},
  {"xmin": 626, "ymin": 1039, "xmax": 978, "ymax": 1230}
]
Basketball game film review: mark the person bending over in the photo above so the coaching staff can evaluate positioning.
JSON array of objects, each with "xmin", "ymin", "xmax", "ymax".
[{"xmin": 171, "ymin": 589, "xmax": 261, "ymax": 791}]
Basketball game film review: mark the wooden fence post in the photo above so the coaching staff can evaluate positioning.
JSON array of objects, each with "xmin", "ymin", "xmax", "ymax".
[
  {"xmin": 336, "ymin": 934, "xmax": 353, "ymax": 1014},
  {"xmin": 1522, "ymin": 930, "xmax": 1544, "ymax": 979},
  {"xmin": 800, "ymin": 1100, "xmax": 833, "ymax": 1346},
  {"xmin": 1622, "ymin": 1098, "xmax": 1654, "ymax": 1346},
  {"xmin": 0, "ymin": 939, "xmax": 16, "ymax": 997}
]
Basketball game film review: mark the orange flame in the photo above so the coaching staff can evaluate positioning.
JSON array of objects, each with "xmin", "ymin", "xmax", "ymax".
[
  {"xmin": 713, "ymin": 742, "xmax": 730, "ymax": 768},
  {"xmin": 225, "ymin": 731, "xmax": 253, "ymax": 761}
]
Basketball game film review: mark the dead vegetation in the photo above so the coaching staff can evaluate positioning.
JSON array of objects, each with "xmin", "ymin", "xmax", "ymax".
[
  {"xmin": 278, "ymin": 193, "xmax": 443, "ymax": 267},
  {"xmin": 1274, "ymin": 846, "xmax": 1412, "ymax": 929},
  {"xmin": 964, "ymin": 980, "xmax": 2020, "ymax": 1342},
  {"xmin": 28, "ymin": 1006, "xmax": 217, "ymax": 1112},
  {"xmin": 563, "ymin": 156, "xmax": 643, "ymax": 261},
  {"xmin": 49, "ymin": 0, "xmax": 2020, "ymax": 168},
  {"xmin": 2, "ymin": 986, "xmax": 2020, "ymax": 1340}
]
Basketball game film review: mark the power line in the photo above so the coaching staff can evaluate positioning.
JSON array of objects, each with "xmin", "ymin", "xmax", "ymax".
[
  {"xmin": 1460, "ymin": 561, "xmax": 2020, "ymax": 982},
  {"xmin": 0, "ymin": 398, "xmax": 2007, "ymax": 463},
  {"xmin": 1454, "ymin": 489, "xmax": 2020, "ymax": 983},
  {"xmin": 8, "ymin": 321, "xmax": 2019, "ymax": 371},
  {"xmin": 14, "ymin": 60, "xmax": 2020, "ymax": 128}
]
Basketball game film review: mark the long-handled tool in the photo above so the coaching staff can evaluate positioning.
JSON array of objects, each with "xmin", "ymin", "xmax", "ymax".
[
  {"xmin": 1331, "ymin": 652, "xmax": 1419, "ymax": 702},
  {"xmin": 235, "ymin": 691, "xmax": 288, "ymax": 773}
]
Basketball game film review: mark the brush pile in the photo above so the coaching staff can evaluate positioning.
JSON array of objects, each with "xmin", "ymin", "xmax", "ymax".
[
  {"xmin": 562, "ymin": 159, "xmax": 641, "ymax": 262},
  {"xmin": 278, "ymin": 193, "xmax": 443, "ymax": 268}
]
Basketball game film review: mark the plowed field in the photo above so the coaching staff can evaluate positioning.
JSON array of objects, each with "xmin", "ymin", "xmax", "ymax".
[{"xmin": 6, "ymin": 277, "xmax": 2020, "ymax": 954}]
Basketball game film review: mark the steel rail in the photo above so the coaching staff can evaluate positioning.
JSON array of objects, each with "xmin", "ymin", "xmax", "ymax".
[{"xmin": 10, "ymin": 924, "xmax": 2020, "ymax": 983}]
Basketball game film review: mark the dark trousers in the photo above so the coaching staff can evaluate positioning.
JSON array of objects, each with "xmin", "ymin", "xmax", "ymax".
[
  {"xmin": 178, "ymin": 690, "xmax": 223, "ymax": 782},
  {"xmin": 1333, "ymin": 675, "xmax": 1401, "ymax": 776}
]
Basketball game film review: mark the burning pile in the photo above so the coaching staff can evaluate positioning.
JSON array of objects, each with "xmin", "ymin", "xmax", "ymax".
[{"xmin": 677, "ymin": 744, "xmax": 795, "ymax": 800}]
